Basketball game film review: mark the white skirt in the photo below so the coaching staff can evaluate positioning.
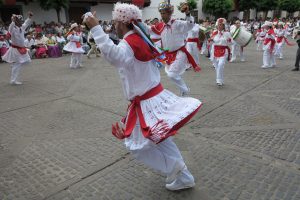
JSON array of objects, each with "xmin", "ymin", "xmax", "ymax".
[
  {"xmin": 63, "ymin": 41, "xmax": 85, "ymax": 53},
  {"xmin": 125, "ymin": 89, "xmax": 202, "ymax": 150},
  {"xmin": 1, "ymin": 47, "xmax": 31, "ymax": 63}
]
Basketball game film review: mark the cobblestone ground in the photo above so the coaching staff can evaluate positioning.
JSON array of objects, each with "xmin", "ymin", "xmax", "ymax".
[{"xmin": 0, "ymin": 41, "xmax": 299, "ymax": 200}]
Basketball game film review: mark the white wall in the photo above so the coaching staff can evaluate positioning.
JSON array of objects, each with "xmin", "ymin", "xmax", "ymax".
[
  {"xmin": 91, "ymin": 4, "xmax": 114, "ymax": 21},
  {"xmin": 17, "ymin": 2, "xmax": 66, "ymax": 23}
]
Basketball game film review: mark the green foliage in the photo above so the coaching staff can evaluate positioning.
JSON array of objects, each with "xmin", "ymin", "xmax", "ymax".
[
  {"xmin": 36, "ymin": 0, "xmax": 69, "ymax": 22},
  {"xmin": 255, "ymin": 0, "xmax": 278, "ymax": 12},
  {"xmin": 239, "ymin": 0, "xmax": 257, "ymax": 11},
  {"xmin": 177, "ymin": 0, "xmax": 197, "ymax": 12},
  {"xmin": 38, "ymin": 0, "xmax": 69, "ymax": 11},
  {"xmin": 202, "ymin": 0, "xmax": 233, "ymax": 18},
  {"xmin": 278, "ymin": 0, "xmax": 300, "ymax": 13}
]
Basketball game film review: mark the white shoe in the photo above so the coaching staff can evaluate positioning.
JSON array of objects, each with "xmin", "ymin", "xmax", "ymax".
[
  {"xmin": 180, "ymin": 88, "xmax": 190, "ymax": 97},
  {"xmin": 166, "ymin": 178, "xmax": 195, "ymax": 191},
  {"xmin": 165, "ymin": 161, "xmax": 186, "ymax": 184},
  {"xmin": 261, "ymin": 65, "xmax": 269, "ymax": 69},
  {"xmin": 241, "ymin": 59, "xmax": 245, "ymax": 62},
  {"xmin": 216, "ymin": 82, "xmax": 223, "ymax": 86},
  {"xmin": 10, "ymin": 81, "xmax": 22, "ymax": 85}
]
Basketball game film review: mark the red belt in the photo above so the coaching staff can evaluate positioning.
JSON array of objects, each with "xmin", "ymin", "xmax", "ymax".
[
  {"xmin": 123, "ymin": 84, "xmax": 164, "ymax": 139},
  {"xmin": 187, "ymin": 38, "xmax": 201, "ymax": 51},
  {"xmin": 214, "ymin": 45, "xmax": 231, "ymax": 61},
  {"xmin": 72, "ymin": 41, "xmax": 81, "ymax": 48},
  {"xmin": 165, "ymin": 46, "xmax": 201, "ymax": 72},
  {"xmin": 11, "ymin": 44, "xmax": 27, "ymax": 54}
]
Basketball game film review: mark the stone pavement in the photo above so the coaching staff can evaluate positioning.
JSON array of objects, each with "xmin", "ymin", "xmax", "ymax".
[{"xmin": 0, "ymin": 41, "xmax": 300, "ymax": 200}]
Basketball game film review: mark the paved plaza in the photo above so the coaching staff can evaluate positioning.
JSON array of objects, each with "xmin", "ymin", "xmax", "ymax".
[{"xmin": 0, "ymin": 41, "xmax": 300, "ymax": 200}]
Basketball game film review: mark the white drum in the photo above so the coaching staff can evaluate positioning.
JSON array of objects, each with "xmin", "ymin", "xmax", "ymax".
[{"xmin": 230, "ymin": 26, "xmax": 252, "ymax": 47}]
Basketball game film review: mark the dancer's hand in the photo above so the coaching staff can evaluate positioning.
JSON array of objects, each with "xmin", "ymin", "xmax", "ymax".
[
  {"xmin": 28, "ymin": 12, "xmax": 33, "ymax": 18},
  {"xmin": 112, "ymin": 122, "xmax": 125, "ymax": 139},
  {"xmin": 82, "ymin": 11, "xmax": 99, "ymax": 29}
]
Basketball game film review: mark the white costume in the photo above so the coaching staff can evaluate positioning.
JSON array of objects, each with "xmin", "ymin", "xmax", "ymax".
[
  {"xmin": 147, "ymin": 14, "xmax": 200, "ymax": 96},
  {"xmin": 2, "ymin": 16, "xmax": 32, "ymax": 84},
  {"xmin": 86, "ymin": 3, "xmax": 202, "ymax": 191},
  {"xmin": 24, "ymin": 38, "xmax": 36, "ymax": 58},
  {"xmin": 261, "ymin": 22, "xmax": 276, "ymax": 68},
  {"xmin": 274, "ymin": 26, "xmax": 287, "ymax": 59},
  {"xmin": 256, "ymin": 28, "xmax": 266, "ymax": 51},
  {"xmin": 211, "ymin": 18, "xmax": 232, "ymax": 86},
  {"xmin": 230, "ymin": 24, "xmax": 245, "ymax": 62},
  {"xmin": 186, "ymin": 23, "xmax": 201, "ymax": 67},
  {"xmin": 63, "ymin": 24, "xmax": 85, "ymax": 68}
]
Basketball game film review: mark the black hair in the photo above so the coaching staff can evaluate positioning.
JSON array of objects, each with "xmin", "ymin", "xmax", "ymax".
[{"xmin": 126, "ymin": 23, "xmax": 134, "ymax": 30}]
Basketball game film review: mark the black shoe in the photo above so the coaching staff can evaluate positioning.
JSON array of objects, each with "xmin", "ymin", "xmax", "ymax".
[{"xmin": 292, "ymin": 68, "xmax": 299, "ymax": 71}]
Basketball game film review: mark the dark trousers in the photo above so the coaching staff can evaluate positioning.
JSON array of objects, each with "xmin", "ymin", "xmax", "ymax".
[{"xmin": 296, "ymin": 48, "xmax": 300, "ymax": 69}]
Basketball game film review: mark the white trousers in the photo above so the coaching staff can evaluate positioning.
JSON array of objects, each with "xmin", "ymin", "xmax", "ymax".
[
  {"xmin": 275, "ymin": 43, "xmax": 284, "ymax": 59},
  {"xmin": 231, "ymin": 43, "xmax": 245, "ymax": 61},
  {"xmin": 186, "ymin": 42, "xmax": 200, "ymax": 66},
  {"xmin": 11, "ymin": 63, "xmax": 23, "ymax": 82},
  {"xmin": 87, "ymin": 44, "xmax": 100, "ymax": 57},
  {"xmin": 263, "ymin": 50, "xmax": 276, "ymax": 67},
  {"xmin": 257, "ymin": 40, "xmax": 263, "ymax": 51},
  {"xmin": 130, "ymin": 137, "xmax": 194, "ymax": 183},
  {"xmin": 201, "ymin": 39, "xmax": 207, "ymax": 54},
  {"xmin": 165, "ymin": 51, "xmax": 189, "ymax": 94},
  {"xmin": 70, "ymin": 53, "xmax": 83, "ymax": 68},
  {"xmin": 213, "ymin": 56, "xmax": 226, "ymax": 84}
]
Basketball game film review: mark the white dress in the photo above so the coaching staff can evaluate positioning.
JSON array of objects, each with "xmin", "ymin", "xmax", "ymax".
[
  {"xmin": 90, "ymin": 27, "xmax": 202, "ymax": 150},
  {"xmin": 63, "ymin": 32, "xmax": 85, "ymax": 53},
  {"xmin": 2, "ymin": 19, "xmax": 31, "ymax": 63}
]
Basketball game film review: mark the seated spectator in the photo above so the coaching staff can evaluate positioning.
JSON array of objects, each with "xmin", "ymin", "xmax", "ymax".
[
  {"xmin": 55, "ymin": 32, "xmax": 66, "ymax": 52},
  {"xmin": 24, "ymin": 34, "xmax": 36, "ymax": 58},
  {"xmin": 0, "ymin": 34, "xmax": 9, "ymax": 58},
  {"xmin": 46, "ymin": 33, "xmax": 62, "ymax": 58},
  {"xmin": 34, "ymin": 33, "xmax": 48, "ymax": 58}
]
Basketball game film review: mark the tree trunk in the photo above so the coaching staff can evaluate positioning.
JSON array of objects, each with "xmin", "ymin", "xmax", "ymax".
[{"xmin": 56, "ymin": 8, "xmax": 61, "ymax": 23}]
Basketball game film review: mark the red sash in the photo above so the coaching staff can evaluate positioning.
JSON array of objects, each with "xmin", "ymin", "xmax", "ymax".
[
  {"xmin": 74, "ymin": 41, "xmax": 81, "ymax": 48},
  {"xmin": 277, "ymin": 36, "xmax": 284, "ymax": 43},
  {"xmin": 165, "ymin": 46, "xmax": 201, "ymax": 72},
  {"xmin": 264, "ymin": 38, "xmax": 276, "ymax": 53},
  {"xmin": 214, "ymin": 45, "xmax": 231, "ymax": 61},
  {"xmin": 11, "ymin": 44, "xmax": 27, "ymax": 55},
  {"xmin": 187, "ymin": 38, "xmax": 201, "ymax": 51}
]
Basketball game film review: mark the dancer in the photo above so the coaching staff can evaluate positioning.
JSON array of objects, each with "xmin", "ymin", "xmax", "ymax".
[
  {"xmin": 210, "ymin": 18, "xmax": 232, "ymax": 86},
  {"xmin": 63, "ymin": 23, "xmax": 85, "ymax": 69},
  {"xmin": 1, "ymin": 12, "xmax": 33, "ymax": 85},
  {"xmin": 87, "ymin": 31, "xmax": 100, "ymax": 58},
  {"xmin": 292, "ymin": 30, "xmax": 300, "ymax": 71},
  {"xmin": 83, "ymin": 3, "xmax": 202, "ymax": 191},
  {"xmin": 255, "ymin": 24, "xmax": 266, "ymax": 51},
  {"xmin": 261, "ymin": 21, "xmax": 276, "ymax": 69},
  {"xmin": 147, "ymin": 1, "xmax": 201, "ymax": 96},
  {"xmin": 230, "ymin": 20, "xmax": 245, "ymax": 62},
  {"xmin": 186, "ymin": 23, "xmax": 201, "ymax": 68}
]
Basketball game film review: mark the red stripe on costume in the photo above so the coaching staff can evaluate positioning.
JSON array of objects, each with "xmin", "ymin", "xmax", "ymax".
[{"xmin": 125, "ymin": 33, "xmax": 156, "ymax": 62}]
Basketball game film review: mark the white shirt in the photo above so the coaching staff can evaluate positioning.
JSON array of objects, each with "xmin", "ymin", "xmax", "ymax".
[
  {"xmin": 8, "ymin": 18, "xmax": 32, "ymax": 47},
  {"xmin": 213, "ymin": 31, "xmax": 232, "ymax": 46},
  {"xmin": 24, "ymin": 38, "xmax": 35, "ymax": 48},
  {"xmin": 147, "ymin": 16, "xmax": 194, "ymax": 52},
  {"xmin": 187, "ymin": 23, "xmax": 200, "ymax": 38},
  {"xmin": 91, "ymin": 26, "xmax": 160, "ymax": 100}
]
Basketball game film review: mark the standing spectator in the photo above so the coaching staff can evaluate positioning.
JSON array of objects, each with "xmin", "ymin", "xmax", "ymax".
[{"xmin": 292, "ymin": 30, "xmax": 300, "ymax": 71}]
